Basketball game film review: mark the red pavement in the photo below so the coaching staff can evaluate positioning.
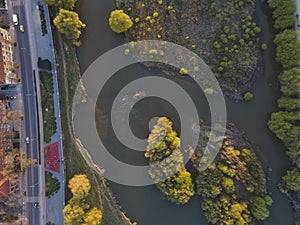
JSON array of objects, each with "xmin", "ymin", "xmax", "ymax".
[{"xmin": 45, "ymin": 142, "xmax": 60, "ymax": 172}]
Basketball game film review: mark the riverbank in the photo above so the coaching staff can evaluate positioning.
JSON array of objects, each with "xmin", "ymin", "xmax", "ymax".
[
  {"xmin": 49, "ymin": 9, "xmax": 133, "ymax": 223},
  {"xmin": 119, "ymin": 0, "xmax": 264, "ymax": 100}
]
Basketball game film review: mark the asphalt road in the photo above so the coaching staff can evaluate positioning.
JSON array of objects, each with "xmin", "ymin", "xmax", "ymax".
[{"xmin": 14, "ymin": 5, "xmax": 41, "ymax": 225}]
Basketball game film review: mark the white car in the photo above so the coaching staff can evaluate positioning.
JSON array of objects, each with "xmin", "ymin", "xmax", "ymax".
[{"xmin": 25, "ymin": 137, "xmax": 30, "ymax": 144}]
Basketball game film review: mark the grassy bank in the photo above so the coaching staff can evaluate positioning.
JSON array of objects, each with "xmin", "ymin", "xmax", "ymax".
[
  {"xmin": 52, "ymin": 23, "xmax": 132, "ymax": 224},
  {"xmin": 39, "ymin": 71, "xmax": 57, "ymax": 143}
]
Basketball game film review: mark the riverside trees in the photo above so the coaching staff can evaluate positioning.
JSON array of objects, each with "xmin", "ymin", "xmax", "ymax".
[
  {"xmin": 53, "ymin": 9, "xmax": 86, "ymax": 45},
  {"xmin": 63, "ymin": 174, "xmax": 102, "ymax": 225},
  {"xmin": 145, "ymin": 117, "xmax": 194, "ymax": 204},
  {"xmin": 194, "ymin": 139, "xmax": 272, "ymax": 225},
  {"xmin": 45, "ymin": 0, "xmax": 85, "ymax": 45},
  {"xmin": 268, "ymin": 0, "xmax": 300, "ymax": 222}
]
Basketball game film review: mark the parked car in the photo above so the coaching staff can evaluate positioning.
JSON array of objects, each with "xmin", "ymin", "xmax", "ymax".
[
  {"xmin": 12, "ymin": 14, "xmax": 18, "ymax": 25},
  {"xmin": 20, "ymin": 25, "xmax": 24, "ymax": 33}
]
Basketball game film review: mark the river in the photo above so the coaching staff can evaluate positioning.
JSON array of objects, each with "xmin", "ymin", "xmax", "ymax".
[{"xmin": 75, "ymin": 0, "xmax": 294, "ymax": 224}]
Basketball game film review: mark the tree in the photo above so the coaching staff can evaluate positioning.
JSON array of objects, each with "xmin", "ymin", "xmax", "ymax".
[
  {"xmin": 277, "ymin": 97, "xmax": 300, "ymax": 110},
  {"xmin": 145, "ymin": 117, "xmax": 194, "ymax": 204},
  {"xmin": 278, "ymin": 67, "xmax": 300, "ymax": 96},
  {"xmin": 282, "ymin": 168, "xmax": 300, "ymax": 191},
  {"xmin": 63, "ymin": 203, "xmax": 85, "ymax": 225},
  {"xmin": 249, "ymin": 197, "xmax": 270, "ymax": 220},
  {"xmin": 243, "ymin": 92, "xmax": 253, "ymax": 101},
  {"xmin": 274, "ymin": 30, "xmax": 300, "ymax": 68},
  {"xmin": 268, "ymin": 0, "xmax": 296, "ymax": 30},
  {"xmin": 109, "ymin": 10, "xmax": 133, "ymax": 33},
  {"xmin": 82, "ymin": 207, "xmax": 103, "ymax": 225},
  {"xmin": 45, "ymin": 0, "xmax": 77, "ymax": 10},
  {"xmin": 53, "ymin": 9, "xmax": 86, "ymax": 43},
  {"xmin": 68, "ymin": 174, "xmax": 91, "ymax": 199}
]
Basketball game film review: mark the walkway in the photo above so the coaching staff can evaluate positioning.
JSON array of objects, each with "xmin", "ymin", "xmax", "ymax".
[{"xmin": 25, "ymin": 0, "xmax": 65, "ymax": 224}]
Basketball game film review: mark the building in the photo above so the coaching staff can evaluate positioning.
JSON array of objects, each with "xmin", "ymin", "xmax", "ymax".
[
  {"xmin": 0, "ymin": 27, "xmax": 15, "ymax": 202},
  {"xmin": 0, "ymin": 27, "xmax": 15, "ymax": 83}
]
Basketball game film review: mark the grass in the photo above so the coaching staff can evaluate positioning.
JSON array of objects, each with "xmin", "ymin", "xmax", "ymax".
[
  {"xmin": 45, "ymin": 171, "xmax": 60, "ymax": 197},
  {"xmin": 39, "ymin": 71, "xmax": 57, "ymax": 143}
]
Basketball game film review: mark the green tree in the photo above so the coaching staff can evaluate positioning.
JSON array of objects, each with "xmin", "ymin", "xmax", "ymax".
[
  {"xmin": 249, "ymin": 197, "xmax": 270, "ymax": 220},
  {"xmin": 53, "ymin": 9, "xmax": 86, "ymax": 44},
  {"xmin": 274, "ymin": 30, "xmax": 300, "ymax": 68},
  {"xmin": 109, "ymin": 10, "xmax": 133, "ymax": 33},
  {"xmin": 243, "ymin": 92, "xmax": 253, "ymax": 101},
  {"xmin": 282, "ymin": 168, "xmax": 300, "ymax": 191},
  {"xmin": 268, "ymin": 0, "xmax": 296, "ymax": 30},
  {"xmin": 277, "ymin": 97, "xmax": 300, "ymax": 110},
  {"xmin": 45, "ymin": 0, "xmax": 77, "ymax": 10},
  {"xmin": 278, "ymin": 67, "xmax": 300, "ymax": 96}
]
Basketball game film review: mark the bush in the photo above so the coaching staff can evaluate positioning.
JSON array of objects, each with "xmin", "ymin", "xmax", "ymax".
[
  {"xmin": 243, "ymin": 92, "xmax": 253, "ymax": 101},
  {"xmin": 261, "ymin": 43, "xmax": 267, "ymax": 50}
]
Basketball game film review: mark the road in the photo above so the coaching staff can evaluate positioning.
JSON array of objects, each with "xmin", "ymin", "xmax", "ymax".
[{"xmin": 14, "ymin": 5, "xmax": 41, "ymax": 225}]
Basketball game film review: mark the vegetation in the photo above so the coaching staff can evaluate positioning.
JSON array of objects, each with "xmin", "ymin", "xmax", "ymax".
[
  {"xmin": 109, "ymin": 10, "xmax": 133, "ymax": 33},
  {"xmin": 63, "ymin": 174, "xmax": 102, "ymax": 225},
  {"xmin": 268, "ymin": 0, "xmax": 296, "ymax": 30},
  {"xmin": 278, "ymin": 67, "xmax": 300, "ymax": 96},
  {"xmin": 277, "ymin": 97, "xmax": 300, "ymax": 110},
  {"xmin": 118, "ymin": 0, "xmax": 264, "ymax": 99},
  {"xmin": 45, "ymin": 171, "xmax": 60, "ymax": 197},
  {"xmin": 53, "ymin": 9, "xmax": 86, "ymax": 45},
  {"xmin": 145, "ymin": 117, "xmax": 194, "ymax": 204},
  {"xmin": 274, "ymin": 30, "xmax": 300, "ymax": 69},
  {"xmin": 45, "ymin": 0, "xmax": 77, "ymax": 10},
  {"xmin": 194, "ymin": 135, "xmax": 272, "ymax": 225},
  {"xmin": 243, "ymin": 92, "xmax": 253, "ymax": 101},
  {"xmin": 268, "ymin": 0, "xmax": 300, "ymax": 222},
  {"xmin": 52, "ymin": 29, "xmax": 132, "ymax": 224},
  {"xmin": 280, "ymin": 168, "xmax": 300, "ymax": 192},
  {"xmin": 39, "ymin": 71, "xmax": 57, "ymax": 143}
]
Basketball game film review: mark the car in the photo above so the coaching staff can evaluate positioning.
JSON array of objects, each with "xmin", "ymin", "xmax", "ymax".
[
  {"xmin": 33, "ymin": 202, "xmax": 39, "ymax": 208},
  {"xmin": 25, "ymin": 137, "xmax": 30, "ymax": 144},
  {"xmin": 20, "ymin": 25, "xmax": 24, "ymax": 33},
  {"xmin": 12, "ymin": 14, "xmax": 18, "ymax": 25}
]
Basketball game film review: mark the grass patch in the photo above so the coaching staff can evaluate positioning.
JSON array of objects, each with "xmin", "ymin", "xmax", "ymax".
[
  {"xmin": 45, "ymin": 171, "xmax": 60, "ymax": 197},
  {"xmin": 39, "ymin": 71, "xmax": 57, "ymax": 143}
]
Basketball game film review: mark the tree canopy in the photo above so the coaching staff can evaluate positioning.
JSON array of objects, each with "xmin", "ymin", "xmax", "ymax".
[
  {"xmin": 53, "ymin": 9, "xmax": 86, "ymax": 43},
  {"xmin": 268, "ymin": 0, "xmax": 296, "ymax": 30},
  {"xmin": 68, "ymin": 174, "xmax": 91, "ymax": 199},
  {"xmin": 82, "ymin": 208, "xmax": 103, "ymax": 225},
  {"xmin": 278, "ymin": 67, "xmax": 300, "ymax": 97},
  {"xmin": 63, "ymin": 174, "xmax": 102, "ymax": 225},
  {"xmin": 274, "ymin": 30, "xmax": 300, "ymax": 68},
  {"xmin": 282, "ymin": 168, "xmax": 300, "ymax": 191},
  {"xmin": 45, "ymin": 0, "xmax": 77, "ymax": 10},
  {"xmin": 145, "ymin": 117, "xmax": 194, "ymax": 204},
  {"xmin": 109, "ymin": 10, "xmax": 133, "ymax": 33}
]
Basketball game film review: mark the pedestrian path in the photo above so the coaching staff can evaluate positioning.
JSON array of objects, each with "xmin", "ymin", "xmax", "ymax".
[{"xmin": 28, "ymin": 0, "xmax": 65, "ymax": 224}]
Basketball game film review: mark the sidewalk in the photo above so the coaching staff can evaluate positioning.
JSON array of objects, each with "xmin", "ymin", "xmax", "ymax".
[{"xmin": 26, "ymin": 0, "xmax": 65, "ymax": 224}]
